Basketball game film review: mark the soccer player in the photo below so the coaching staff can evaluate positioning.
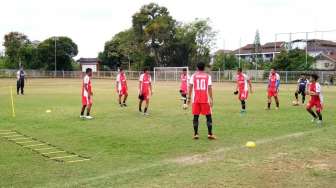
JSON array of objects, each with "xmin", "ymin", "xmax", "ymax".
[
  {"xmin": 294, "ymin": 74, "xmax": 309, "ymax": 105},
  {"xmin": 16, "ymin": 66, "xmax": 25, "ymax": 95},
  {"xmin": 179, "ymin": 68, "xmax": 189, "ymax": 108},
  {"xmin": 138, "ymin": 68, "xmax": 153, "ymax": 115},
  {"xmin": 306, "ymin": 74, "xmax": 323, "ymax": 125},
  {"xmin": 80, "ymin": 68, "xmax": 93, "ymax": 119},
  {"xmin": 187, "ymin": 62, "xmax": 215, "ymax": 140},
  {"xmin": 116, "ymin": 68, "xmax": 128, "ymax": 107},
  {"xmin": 266, "ymin": 68, "xmax": 280, "ymax": 110},
  {"xmin": 235, "ymin": 68, "xmax": 252, "ymax": 113}
]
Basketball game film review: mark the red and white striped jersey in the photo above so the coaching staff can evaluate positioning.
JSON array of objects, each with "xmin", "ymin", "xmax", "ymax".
[
  {"xmin": 269, "ymin": 73, "xmax": 280, "ymax": 89},
  {"xmin": 139, "ymin": 73, "xmax": 151, "ymax": 93},
  {"xmin": 116, "ymin": 72, "xmax": 127, "ymax": 90},
  {"xmin": 189, "ymin": 71, "xmax": 212, "ymax": 103},
  {"xmin": 180, "ymin": 73, "xmax": 190, "ymax": 92},
  {"xmin": 82, "ymin": 75, "xmax": 92, "ymax": 97},
  {"xmin": 236, "ymin": 73, "xmax": 250, "ymax": 91},
  {"xmin": 308, "ymin": 82, "xmax": 323, "ymax": 103}
]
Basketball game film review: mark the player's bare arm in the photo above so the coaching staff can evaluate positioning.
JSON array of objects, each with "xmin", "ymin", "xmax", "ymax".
[
  {"xmin": 208, "ymin": 85, "xmax": 213, "ymax": 107},
  {"xmin": 187, "ymin": 84, "xmax": 193, "ymax": 105},
  {"xmin": 116, "ymin": 81, "xmax": 119, "ymax": 92},
  {"xmin": 138, "ymin": 81, "xmax": 142, "ymax": 95},
  {"xmin": 150, "ymin": 83, "xmax": 153, "ymax": 95},
  {"xmin": 249, "ymin": 80, "xmax": 253, "ymax": 93}
]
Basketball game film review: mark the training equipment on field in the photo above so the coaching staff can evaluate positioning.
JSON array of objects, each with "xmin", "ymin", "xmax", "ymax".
[
  {"xmin": 10, "ymin": 86, "xmax": 16, "ymax": 117},
  {"xmin": 245, "ymin": 141, "xmax": 256, "ymax": 148},
  {"xmin": 0, "ymin": 130, "xmax": 90, "ymax": 163},
  {"xmin": 153, "ymin": 67, "xmax": 189, "ymax": 83}
]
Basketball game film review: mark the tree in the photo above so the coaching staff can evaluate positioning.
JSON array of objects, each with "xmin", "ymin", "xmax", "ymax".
[
  {"xmin": 37, "ymin": 37, "xmax": 78, "ymax": 70},
  {"xmin": 132, "ymin": 3, "xmax": 176, "ymax": 67},
  {"xmin": 253, "ymin": 30, "xmax": 262, "ymax": 66},
  {"xmin": 193, "ymin": 18, "xmax": 217, "ymax": 65},
  {"xmin": 269, "ymin": 49, "xmax": 314, "ymax": 71},
  {"xmin": 212, "ymin": 51, "xmax": 239, "ymax": 70},
  {"xmin": 99, "ymin": 4, "xmax": 217, "ymax": 70},
  {"xmin": 99, "ymin": 29, "xmax": 150, "ymax": 70},
  {"xmin": 3, "ymin": 32, "xmax": 29, "ymax": 67}
]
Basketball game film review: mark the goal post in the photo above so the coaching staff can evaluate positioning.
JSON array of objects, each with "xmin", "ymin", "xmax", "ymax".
[{"xmin": 153, "ymin": 67, "xmax": 189, "ymax": 83}]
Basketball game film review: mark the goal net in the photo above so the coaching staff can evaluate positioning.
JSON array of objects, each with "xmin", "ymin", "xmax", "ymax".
[{"xmin": 153, "ymin": 67, "xmax": 189, "ymax": 83}]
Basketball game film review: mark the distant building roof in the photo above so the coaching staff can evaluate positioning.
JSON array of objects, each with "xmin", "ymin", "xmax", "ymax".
[
  {"xmin": 214, "ymin": 49, "xmax": 233, "ymax": 54},
  {"xmin": 232, "ymin": 42, "xmax": 286, "ymax": 54},
  {"xmin": 77, "ymin": 58, "xmax": 100, "ymax": 64}
]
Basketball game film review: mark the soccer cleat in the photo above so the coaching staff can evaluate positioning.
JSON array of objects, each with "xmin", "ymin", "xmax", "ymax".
[
  {"xmin": 316, "ymin": 120, "xmax": 323, "ymax": 126},
  {"xmin": 85, "ymin": 116, "xmax": 94, "ymax": 120},
  {"xmin": 143, "ymin": 112, "xmax": 149, "ymax": 116},
  {"xmin": 311, "ymin": 118, "xmax": 317, "ymax": 123},
  {"xmin": 208, "ymin": 134, "xmax": 216, "ymax": 140},
  {"xmin": 264, "ymin": 107, "xmax": 270, "ymax": 110},
  {"xmin": 193, "ymin": 134, "xmax": 199, "ymax": 140},
  {"xmin": 275, "ymin": 107, "xmax": 279, "ymax": 110},
  {"xmin": 123, "ymin": 103, "xmax": 127, "ymax": 107},
  {"xmin": 240, "ymin": 109, "xmax": 246, "ymax": 114},
  {"xmin": 80, "ymin": 115, "xmax": 86, "ymax": 119}
]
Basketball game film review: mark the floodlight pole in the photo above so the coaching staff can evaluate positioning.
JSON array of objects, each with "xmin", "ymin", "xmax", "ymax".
[
  {"xmin": 274, "ymin": 34, "xmax": 277, "ymax": 61},
  {"xmin": 54, "ymin": 36, "xmax": 57, "ymax": 78},
  {"xmin": 238, "ymin": 38, "xmax": 241, "ymax": 68},
  {"xmin": 223, "ymin": 39, "xmax": 225, "ymax": 70},
  {"xmin": 305, "ymin": 32, "xmax": 308, "ymax": 65}
]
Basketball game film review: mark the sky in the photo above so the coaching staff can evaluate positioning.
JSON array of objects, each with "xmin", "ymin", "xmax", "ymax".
[{"xmin": 1, "ymin": 0, "xmax": 336, "ymax": 58}]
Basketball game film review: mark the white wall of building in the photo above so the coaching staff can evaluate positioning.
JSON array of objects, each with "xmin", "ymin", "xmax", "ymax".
[{"xmin": 81, "ymin": 64, "xmax": 97, "ymax": 72}]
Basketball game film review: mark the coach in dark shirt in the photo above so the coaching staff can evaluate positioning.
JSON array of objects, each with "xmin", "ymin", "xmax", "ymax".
[{"xmin": 16, "ymin": 67, "xmax": 25, "ymax": 95}]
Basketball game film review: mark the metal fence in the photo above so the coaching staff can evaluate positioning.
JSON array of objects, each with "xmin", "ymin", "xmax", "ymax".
[{"xmin": 1, "ymin": 69, "xmax": 335, "ymax": 84}]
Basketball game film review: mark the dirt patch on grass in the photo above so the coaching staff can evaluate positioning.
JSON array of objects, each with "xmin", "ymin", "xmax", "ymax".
[{"xmin": 244, "ymin": 152, "xmax": 336, "ymax": 187}]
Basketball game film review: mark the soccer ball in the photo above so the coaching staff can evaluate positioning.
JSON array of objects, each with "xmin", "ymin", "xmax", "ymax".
[
  {"xmin": 292, "ymin": 101, "xmax": 299, "ymax": 106},
  {"xmin": 245, "ymin": 141, "xmax": 256, "ymax": 148},
  {"xmin": 182, "ymin": 104, "xmax": 188, "ymax": 110}
]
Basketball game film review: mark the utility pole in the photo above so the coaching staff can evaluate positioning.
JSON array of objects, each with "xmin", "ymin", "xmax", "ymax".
[
  {"xmin": 223, "ymin": 39, "xmax": 225, "ymax": 70},
  {"xmin": 239, "ymin": 38, "xmax": 241, "ymax": 68},
  {"xmin": 305, "ymin": 32, "xmax": 308, "ymax": 65},
  {"xmin": 54, "ymin": 36, "xmax": 57, "ymax": 78}
]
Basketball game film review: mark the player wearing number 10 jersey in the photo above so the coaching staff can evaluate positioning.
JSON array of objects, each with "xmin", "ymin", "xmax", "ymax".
[{"xmin": 187, "ymin": 62, "xmax": 215, "ymax": 140}]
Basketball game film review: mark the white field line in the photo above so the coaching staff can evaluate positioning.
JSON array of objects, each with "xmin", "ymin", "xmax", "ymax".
[
  {"xmin": 0, "ymin": 132, "xmax": 16, "ymax": 135},
  {"xmin": 23, "ymin": 144, "xmax": 46, "ymax": 148},
  {"xmin": 34, "ymin": 147, "xmax": 54, "ymax": 151},
  {"xmin": 42, "ymin": 151, "xmax": 66, "ymax": 155},
  {"xmin": 43, "ymin": 128, "xmax": 330, "ymax": 188},
  {"xmin": 2, "ymin": 135, "xmax": 22, "ymax": 138},
  {"xmin": 66, "ymin": 159, "xmax": 91, "ymax": 163},
  {"xmin": 9, "ymin": 138, "xmax": 30, "ymax": 141},
  {"xmin": 49, "ymin": 155, "xmax": 78, "ymax": 160}
]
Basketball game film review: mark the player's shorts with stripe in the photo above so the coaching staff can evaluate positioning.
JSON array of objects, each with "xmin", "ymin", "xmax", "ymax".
[
  {"xmin": 82, "ymin": 95, "xmax": 93, "ymax": 105},
  {"xmin": 192, "ymin": 103, "xmax": 212, "ymax": 115},
  {"xmin": 268, "ymin": 88, "xmax": 278, "ymax": 97},
  {"xmin": 118, "ymin": 87, "xmax": 128, "ymax": 96},
  {"xmin": 306, "ymin": 100, "xmax": 323, "ymax": 112},
  {"xmin": 140, "ymin": 91, "xmax": 150, "ymax": 100},
  {"xmin": 239, "ymin": 90, "xmax": 248, "ymax": 100}
]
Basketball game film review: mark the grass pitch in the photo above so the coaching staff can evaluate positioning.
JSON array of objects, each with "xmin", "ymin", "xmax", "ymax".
[{"xmin": 0, "ymin": 78, "xmax": 335, "ymax": 188}]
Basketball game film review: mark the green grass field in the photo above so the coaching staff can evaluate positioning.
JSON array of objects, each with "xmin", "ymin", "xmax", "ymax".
[{"xmin": 0, "ymin": 78, "xmax": 335, "ymax": 188}]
